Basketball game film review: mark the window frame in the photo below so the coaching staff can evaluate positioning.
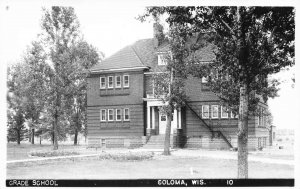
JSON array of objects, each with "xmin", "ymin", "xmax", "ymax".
[
  {"xmin": 116, "ymin": 109, "xmax": 122, "ymax": 121},
  {"xmin": 202, "ymin": 105, "xmax": 209, "ymax": 119},
  {"xmin": 211, "ymin": 105, "xmax": 219, "ymax": 119},
  {"xmin": 158, "ymin": 54, "xmax": 167, "ymax": 65},
  {"xmin": 123, "ymin": 75, "xmax": 129, "ymax": 88},
  {"xmin": 108, "ymin": 109, "xmax": 114, "ymax": 121},
  {"xmin": 115, "ymin": 76, "xmax": 121, "ymax": 88},
  {"xmin": 221, "ymin": 106, "xmax": 229, "ymax": 118},
  {"xmin": 108, "ymin": 76, "xmax": 114, "ymax": 89},
  {"xmin": 100, "ymin": 77, "xmax": 106, "ymax": 89},
  {"xmin": 124, "ymin": 108, "xmax": 130, "ymax": 121},
  {"xmin": 100, "ymin": 109, "xmax": 106, "ymax": 122}
]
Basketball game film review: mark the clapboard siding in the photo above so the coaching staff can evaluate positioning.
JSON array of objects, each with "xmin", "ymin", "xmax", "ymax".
[
  {"xmin": 87, "ymin": 104, "xmax": 144, "ymax": 137},
  {"xmin": 185, "ymin": 101, "xmax": 256, "ymax": 138},
  {"xmin": 87, "ymin": 71, "xmax": 145, "ymax": 106},
  {"xmin": 185, "ymin": 76, "xmax": 219, "ymax": 101}
]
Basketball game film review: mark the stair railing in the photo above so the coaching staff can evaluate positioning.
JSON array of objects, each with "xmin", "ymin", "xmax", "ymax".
[{"xmin": 185, "ymin": 102, "xmax": 233, "ymax": 148}]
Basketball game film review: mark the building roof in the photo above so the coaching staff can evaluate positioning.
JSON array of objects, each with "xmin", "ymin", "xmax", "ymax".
[{"xmin": 90, "ymin": 38, "xmax": 216, "ymax": 73}]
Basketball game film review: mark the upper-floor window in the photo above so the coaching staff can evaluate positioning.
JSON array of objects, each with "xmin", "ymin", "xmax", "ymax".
[
  {"xmin": 115, "ymin": 76, "xmax": 121, "ymax": 88},
  {"xmin": 124, "ymin": 108, "xmax": 130, "ymax": 121},
  {"xmin": 100, "ymin": 77, "xmax": 106, "ymax": 89},
  {"xmin": 116, "ymin": 109, "xmax": 122, "ymax": 121},
  {"xmin": 202, "ymin": 77, "xmax": 208, "ymax": 83},
  {"xmin": 158, "ymin": 54, "xmax": 167, "ymax": 65},
  {"xmin": 108, "ymin": 76, "xmax": 114, "ymax": 88},
  {"xmin": 123, "ymin": 75, "xmax": 129, "ymax": 88},
  {"xmin": 221, "ymin": 106, "xmax": 228, "ymax": 118},
  {"xmin": 108, "ymin": 109, "xmax": 114, "ymax": 121},
  {"xmin": 202, "ymin": 105, "xmax": 209, "ymax": 119},
  {"xmin": 211, "ymin": 105, "xmax": 219, "ymax": 119},
  {"xmin": 100, "ymin": 109, "xmax": 106, "ymax": 121}
]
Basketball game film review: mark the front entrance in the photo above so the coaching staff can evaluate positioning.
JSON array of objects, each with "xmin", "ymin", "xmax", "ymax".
[{"xmin": 159, "ymin": 112, "xmax": 176, "ymax": 134}]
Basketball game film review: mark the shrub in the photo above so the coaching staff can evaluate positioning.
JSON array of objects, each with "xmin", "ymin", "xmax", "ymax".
[
  {"xmin": 30, "ymin": 150, "xmax": 80, "ymax": 157},
  {"xmin": 97, "ymin": 151, "xmax": 154, "ymax": 161}
]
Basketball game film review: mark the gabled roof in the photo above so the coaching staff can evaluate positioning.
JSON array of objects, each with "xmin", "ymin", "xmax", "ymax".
[{"xmin": 90, "ymin": 38, "xmax": 216, "ymax": 73}]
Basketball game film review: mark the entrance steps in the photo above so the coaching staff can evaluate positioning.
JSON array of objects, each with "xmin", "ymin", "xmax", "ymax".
[{"xmin": 142, "ymin": 135, "xmax": 174, "ymax": 149}]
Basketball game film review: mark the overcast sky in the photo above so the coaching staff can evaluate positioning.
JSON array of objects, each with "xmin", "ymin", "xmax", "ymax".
[{"xmin": 0, "ymin": 1, "xmax": 298, "ymax": 130}]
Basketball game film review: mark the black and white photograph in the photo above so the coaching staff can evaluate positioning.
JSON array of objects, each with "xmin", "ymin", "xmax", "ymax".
[{"xmin": 0, "ymin": 0, "xmax": 298, "ymax": 187}]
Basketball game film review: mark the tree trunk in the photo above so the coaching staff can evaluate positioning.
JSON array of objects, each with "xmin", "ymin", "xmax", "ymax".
[
  {"xmin": 31, "ymin": 129, "xmax": 35, "ymax": 144},
  {"xmin": 17, "ymin": 130, "xmax": 20, "ymax": 145},
  {"xmin": 237, "ymin": 83, "xmax": 249, "ymax": 178},
  {"xmin": 163, "ymin": 109, "xmax": 173, "ymax": 155},
  {"xmin": 236, "ymin": 6, "xmax": 249, "ymax": 179},
  {"xmin": 40, "ymin": 136, "xmax": 42, "ymax": 145},
  {"xmin": 74, "ymin": 128, "xmax": 78, "ymax": 145},
  {"xmin": 53, "ymin": 114, "xmax": 59, "ymax": 150}
]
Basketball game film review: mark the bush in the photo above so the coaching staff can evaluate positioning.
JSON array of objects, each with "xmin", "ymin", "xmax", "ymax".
[
  {"xmin": 97, "ymin": 152, "xmax": 154, "ymax": 161},
  {"xmin": 30, "ymin": 150, "xmax": 80, "ymax": 157}
]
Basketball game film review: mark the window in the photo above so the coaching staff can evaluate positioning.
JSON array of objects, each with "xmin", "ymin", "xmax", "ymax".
[
  {"xmin": 100, "ymin": 77, "xmax": 106, "ymax": 89},
  {"xmin": 123, "ymin": 75, "xmax": 129, "ymax": 88},
  {"xmin": 100, "ymin": 109, "xmax": 106, "ymax": 121},
  {"xmin": 221, "ymin": 106, "xmax": 228, "ymax": 118},
  {"xmin": 115, "ymin": 76, "xmax": 121, "ymax": 88},
  {"xmin": 231, "ymin": 111, "xmax": 236, "ymax": 119},
  {"xmin": 202, "ymin": 105, "xmax": 209, "ymax": 119},
  {"xmin": 202, "ymin": 77, "xmax": 208, "ymax": 83},
  {"xmin": 158, "ymin": 54, "xmax": 167, "ymax": 65},
  {"xmin": 108, "ymin": 76, "xmax": 114, "ymax": 88},
  {"xmin": 116, "ymin": 109, "xmax": 122, "ymax": 121},
  {"xmin": 124, "ymin": 108, "xmax": 130, "ymax": 121},
  {"xmin": 211, "ymin": 105, "xmax": 219, "ymax": 119},
  {"xmin": 108, "ymin": 109, "xmax": 114, "ymax": 121}
]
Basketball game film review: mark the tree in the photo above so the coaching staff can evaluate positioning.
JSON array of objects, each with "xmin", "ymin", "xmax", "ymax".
[
  {"xmin": 141, "ymin": 21, "xmax": 188, "ymax": 155},
  {"xmin": 66, "ymin": 41, "xmax": 101, "ymax": 145},
  {"xmin": 7, "ymin": 64, "xmax": 28, "ymax": 144},
  {"xmin": 21, "ymin": 41, "xmax": 48, "ymax": 144},
  {"xmin": 140, "ymin": 6, "xmax": 294, "ymax": 178},
  {"xmin": 40, "ymin": 6, "xmax": 82, "ymax": 150}
]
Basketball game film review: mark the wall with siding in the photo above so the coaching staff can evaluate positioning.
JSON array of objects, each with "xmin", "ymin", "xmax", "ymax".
[
  {"xmin": 87, "ymin": 104, "xmax": 144, "ymax": 137},
  {"xmin": 87, "ymin": 70, "xmax": 145, "ymax": 106}
]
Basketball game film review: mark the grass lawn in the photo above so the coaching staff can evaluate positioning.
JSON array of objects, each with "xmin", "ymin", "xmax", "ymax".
[
  {"xmin": 7, "ymin": 155, "xmax": 293, "ymax": 179},
  {"xmin": 7, "ymin": 143, "xmax": 97, "ymax": 161},
  {"xmin": 6, "ymin": 142, "xmax": 294, "ymax": 179}
]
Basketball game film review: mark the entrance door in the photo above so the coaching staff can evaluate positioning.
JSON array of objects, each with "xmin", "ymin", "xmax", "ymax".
[{"xmin": 159, "ymin": 112, "xmax": 176, "ymax": 134}]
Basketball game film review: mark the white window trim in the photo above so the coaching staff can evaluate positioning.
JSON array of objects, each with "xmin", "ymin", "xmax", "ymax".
[
  {"xmin": 202, "ymin": 105, "xmax": 209, "ymax": 119},
  {"xmin": 100, "ymin": 77, "xmax": 106, "ymax": 89},
  {"xmin": 124, "ymin": 108, "xmax": 130, "ymax": 121},
  {"xmin": 116, "ymin": 109, "xmax": 122, "ymax": 121},
  {"xmin": 123, "ymin": 75, "xmax": 129, "ymax": 88},
  {"xmin": 115, "ymin": 76, "xmax": 121, "ymax": 88},
  {"xmin": 108, "ymin": 109, "xmax": 114, "ymax": 121},
  {"xmin": 221, "ymin": 106, "xmax": 229, "ymax": 118},
  {"xmin": 158, "ymin": 54, "xmax": 167, "ymax": 65},
  {"xmin": 108, "ymin": 76, "xmax": 114, "ymax": 89},
  {"xmin": 100, "ymin": 109, "xmax": 106, "ymax": 122},
  {"xmin": 211, "ymin": 105, "xmax": 219, "ymax": 119},
  {"xmin": 202, "ymin": 77, "xmax": 208, "ymax": 83}
]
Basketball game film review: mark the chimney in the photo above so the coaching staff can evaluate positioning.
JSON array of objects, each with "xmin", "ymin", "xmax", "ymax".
[{"xmin": 153, "ymin": 22, "xmax": 164, "ymax": 48}]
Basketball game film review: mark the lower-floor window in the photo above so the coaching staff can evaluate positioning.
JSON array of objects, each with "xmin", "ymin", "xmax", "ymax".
[
  {"xmin": 116, "ymin": 109, "xmax": 122, "ymax": 121},
  {"xmin": 108, "ymin": 109, "xmax": 114, "ymax": 121},
  {"xmin": 124, "ymin": 108, "xmax": 130, "ymax": 121},
  {"xmin": 202, "ymin": 105, "xmax": 209, "ymax": 119},
  {"xmin": 100, "ymin": 108, "xmax": 130, "ymax": 122}
]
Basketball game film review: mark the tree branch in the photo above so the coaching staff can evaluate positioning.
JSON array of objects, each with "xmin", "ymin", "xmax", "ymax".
[
  {"xmin": 217, "ymin": 16, "xmax": 237, "ymax": 41},
  {"xmin": 268, "ymin": 26, "xmax": 277, "ymax": 43}
]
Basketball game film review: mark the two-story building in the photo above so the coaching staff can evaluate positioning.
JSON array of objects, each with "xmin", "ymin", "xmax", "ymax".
[{"xmin": 86, "ymin": 25, "xmax": 270, "ymax": 150}]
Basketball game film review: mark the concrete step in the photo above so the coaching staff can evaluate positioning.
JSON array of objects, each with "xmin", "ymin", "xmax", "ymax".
[{"xmin": 142, "ymin": 135, "xmax": 174, "ymax": 149}]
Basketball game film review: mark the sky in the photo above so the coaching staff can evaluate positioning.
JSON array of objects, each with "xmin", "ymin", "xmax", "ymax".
[{"xmin": 0, "ymin": 0, "xmax": 298, "ymax": 131}]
